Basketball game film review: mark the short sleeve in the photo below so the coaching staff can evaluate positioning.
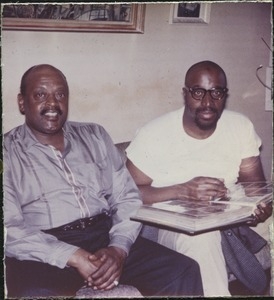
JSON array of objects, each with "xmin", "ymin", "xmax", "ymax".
[
  {"xmin": 126, "ymin": 127, "xmax": 158, "ymax": 179},
  {"xmin": 238, "ymin": 115, "xmax": 262, "ymax": 159}
]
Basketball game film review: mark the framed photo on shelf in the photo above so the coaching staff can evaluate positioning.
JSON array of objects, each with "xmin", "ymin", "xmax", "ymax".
[
  {"xmin": 2, "ymin": 3, "xmax": 146, "ymax": 33},
  {"xmin": 169, "ymin": 3, "xmax": 211, "ymax": 24}
]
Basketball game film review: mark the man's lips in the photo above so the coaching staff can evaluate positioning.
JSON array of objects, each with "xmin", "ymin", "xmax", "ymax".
[
  {"xmin": 45, "ymin": 111, "xmax": 58, "ymax": 117},
  {"xmin": 196, "ymin": 108, "xmax": 217, "ymax": 119},
  {"xmin": 41, "ymin": 108, "xmax": 62, "ymax": 118}
]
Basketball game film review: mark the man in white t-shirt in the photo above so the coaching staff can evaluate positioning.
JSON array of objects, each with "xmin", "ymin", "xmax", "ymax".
[{"xmin": 126, "ymin": 60, "xmax": 272, "ymax": 296}]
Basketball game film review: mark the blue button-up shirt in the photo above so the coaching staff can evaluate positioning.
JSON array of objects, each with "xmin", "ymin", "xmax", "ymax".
[{"xmin": 4, "ymin": 122, "xmax": 142, "ymax": 268}]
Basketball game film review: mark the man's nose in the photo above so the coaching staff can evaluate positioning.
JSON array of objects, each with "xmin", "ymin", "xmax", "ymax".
[
  {"xmin": 46, "ymin": 93, "xmax": 59, "ymax": 105},
  {"xmin": 201, "ymin": 91, "xmax": 214, "ymax": 107}
]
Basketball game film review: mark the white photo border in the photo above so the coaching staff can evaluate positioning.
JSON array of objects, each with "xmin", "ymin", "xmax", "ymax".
[{"xmin": 169, "ymin": 3, "xmax": 211, "ymax": 24}]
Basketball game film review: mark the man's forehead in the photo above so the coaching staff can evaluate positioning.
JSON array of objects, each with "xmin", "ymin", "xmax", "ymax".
[
  {"xmin": 28, "ymin": 66, "xmax": 62, "ymax": 77},
  {"xmin": 186, "ymin": 68, "xmax": 225, "ymax": 86},
  {"xmin": 190, "ymin": 65, "xmax": 219, "ymax": 75},
  {"xmin": 25, "ymin": 67, "xmax": 67, "ymax": 84}
]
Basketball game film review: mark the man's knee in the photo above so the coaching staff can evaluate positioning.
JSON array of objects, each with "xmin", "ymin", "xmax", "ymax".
[
  {"xmin": 173, "ymin": 251, "xmax": 201, "ymax": 276},
  {"xmin": 166, "ymin": 251, "xmax": 203, "ymax": 295},
  {"xmin": 163, "ymin": 248, "xmax": 203, "ymax": 283}
]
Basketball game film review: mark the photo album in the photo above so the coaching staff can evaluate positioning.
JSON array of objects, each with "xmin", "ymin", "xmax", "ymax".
[{"xmin": 131, "ymin": 182, "xmax": 272, "ymax": 235}]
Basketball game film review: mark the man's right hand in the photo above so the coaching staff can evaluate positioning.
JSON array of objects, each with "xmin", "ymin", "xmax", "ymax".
[
  {"xmin": 177, "ymin": 176, "xmax": 228, "ymax": 201},
  {"xmin": 67, "ymin": 248, "xmax": 101, "ymax": 281}
]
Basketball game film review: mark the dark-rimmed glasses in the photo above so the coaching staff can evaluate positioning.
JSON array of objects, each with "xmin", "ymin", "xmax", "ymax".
[{"xmin": 185, "ymin": 87, "xmax": 228, "ymax": 101}]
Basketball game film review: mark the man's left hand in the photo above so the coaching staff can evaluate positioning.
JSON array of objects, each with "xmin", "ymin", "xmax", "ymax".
[
  {"xmin": 248, "ymin": 202, "xmax": 272, "ymax": 226},
  {"xmin": 86, "ymin": 246, "xmax": 127, "ymax": 290}
]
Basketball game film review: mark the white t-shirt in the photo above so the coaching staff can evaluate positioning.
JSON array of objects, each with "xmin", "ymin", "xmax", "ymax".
[{"xmin": 126, "ymin": 107, "xmax": 261, "ymax": 188}]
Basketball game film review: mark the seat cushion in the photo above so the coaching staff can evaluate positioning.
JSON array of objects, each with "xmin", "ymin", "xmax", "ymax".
[{"xmin": 76, "ymin": 285, "xmax": 143, "ymax": 298}]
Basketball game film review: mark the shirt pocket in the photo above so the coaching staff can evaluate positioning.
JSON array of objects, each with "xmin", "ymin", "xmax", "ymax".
[{"xmin": 73, "ymin": 157, "xmax": 113, "ymax": 199}]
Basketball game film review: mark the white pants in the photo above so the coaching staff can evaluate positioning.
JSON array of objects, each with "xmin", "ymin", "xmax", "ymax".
[{"xmin": 158, "ymin": 229, "xmax": 231, "ymax": 297}]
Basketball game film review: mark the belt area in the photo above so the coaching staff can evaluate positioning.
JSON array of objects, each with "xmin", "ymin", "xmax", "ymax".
[{"xmin": 44, "ymin": 212, "xmax": 110, "ymax": 232}]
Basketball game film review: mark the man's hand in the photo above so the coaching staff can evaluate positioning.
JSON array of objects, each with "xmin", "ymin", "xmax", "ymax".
[
  {"xmin": 67, "ymin": 247, "xmax": 127, "ymax": 291},
  {"xmin": 177, "ymin": 176, "xmax": 228, "ymax": 201},
  {"xmin": 67, "ymin": 248, "xmax": 101, "ymax": 280},
  {"xmin": 248, "ymin": 202, "xmax": 273, "ymax": 226},
  {"xmin": 86, "ymin": 246, "xmax": 127, "ymax": 290}
]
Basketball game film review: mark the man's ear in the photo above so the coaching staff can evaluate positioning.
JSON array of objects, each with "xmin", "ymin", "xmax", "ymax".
[
  {"xmin": 182, "ymin": 87, "xmax": 187, "ymax": 104},
  {"xmin": 17, "ymin": 94, "xmax": 25, "ymax": 115}
]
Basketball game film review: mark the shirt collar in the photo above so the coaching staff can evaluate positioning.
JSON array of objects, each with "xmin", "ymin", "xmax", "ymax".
[
  {"xmin": 21, "ymin": 124, "xmax": 41, "ymax": 150},
  {"xmin": 21, "ymin": 122, "xmax": 71, "ymax": 153}
]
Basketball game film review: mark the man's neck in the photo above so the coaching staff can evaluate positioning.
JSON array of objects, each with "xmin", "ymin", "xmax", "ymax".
[
  {"xmin": 182, "ymin": 115, "xmax": 216, "ymax": 140},
  {"xmin": 183, "ymin": 125, "xmax": 215, "ymax": 139},
  {"xmin": 31, "ymin": 129, "xmax": 65, "ymax": 152}
]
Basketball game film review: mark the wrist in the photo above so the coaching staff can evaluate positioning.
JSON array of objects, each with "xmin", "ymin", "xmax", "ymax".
[
  {"xmin": 67, "ymin": 248, "xmax": 85, "ymax": 268},
  {"xmin": 174, "ymin": 183, "xmax": 189, "ymax": 200},
  {"xmin": 109, "ymin": 246, "xmax": 127, "ymax": 260}
]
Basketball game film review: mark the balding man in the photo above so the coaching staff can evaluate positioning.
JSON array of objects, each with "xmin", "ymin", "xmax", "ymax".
[
  {"xmin": 4, "ymin": 64, "xmax": 204, "ymax": 298},
  {"xmin": 126, "ymin": 60, "xmax": 272, "ymax": 296}
]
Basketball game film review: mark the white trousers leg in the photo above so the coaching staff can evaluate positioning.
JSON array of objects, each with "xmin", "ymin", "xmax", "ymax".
[{"xmin": 158, "ymin": 229, "xmax": 230, "ymax": 297}]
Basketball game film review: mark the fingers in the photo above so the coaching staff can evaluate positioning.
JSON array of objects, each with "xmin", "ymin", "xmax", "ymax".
[
  {"xmin": 90, "ymin": 257, "xmax": 118, "ymax": 282},
  {"xmin": 248, "ymin": 203, "xmax": 273, "ymax": 227},
  {"xmin": 87, "ymin": 269, "xmax": 120, "ymax": 290},
  {"xmin": 246, "ymin": 214, "xmax": 259, "ymax": 226},
  {"xmin": 85, "ymin": 247, "xmax": 124, "ymax": 291},
  {"xmin": 195, "ymin": 177, "xmax": 227, "ymax": 201},
  {"xmin": 93, "ymin": 274, "xmax": 120, "ymax": 291},
  {"xmin": 89, "ymin": 253, "xmax": 107, "ymax": 264},
  {"xmin": 253, "ymin": 203, "xmax": 272, "ymax": 223}
]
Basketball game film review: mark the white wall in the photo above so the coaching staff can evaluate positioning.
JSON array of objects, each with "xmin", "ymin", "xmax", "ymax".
[{"xmin": 2, "ymin": 2, "xmax": 272, "ymax": 179}]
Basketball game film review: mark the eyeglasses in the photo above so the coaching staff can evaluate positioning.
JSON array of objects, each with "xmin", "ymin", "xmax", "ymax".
[{"xmin": 185, "ymin": 87, "xmax": 228, "ymax": 101}]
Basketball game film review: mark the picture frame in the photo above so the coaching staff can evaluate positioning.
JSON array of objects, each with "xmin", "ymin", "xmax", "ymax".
[
  {"xmin": 169, "ymin": 3, "xmax": 211, "ymax": 24},
  {"xmin": 2, "ymin": 3, "xmax": 146, "ymax": 33}
]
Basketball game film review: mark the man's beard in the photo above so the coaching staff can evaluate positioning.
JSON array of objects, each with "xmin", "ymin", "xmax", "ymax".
[{"xmin": 194, "ymin": 107, "xmax": 219, "ymax": 130}]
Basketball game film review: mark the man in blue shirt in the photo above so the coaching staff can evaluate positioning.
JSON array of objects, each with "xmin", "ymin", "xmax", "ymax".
[{"xmin": 4, "ymin": 64, "xmax": 203, "ymax": 298}]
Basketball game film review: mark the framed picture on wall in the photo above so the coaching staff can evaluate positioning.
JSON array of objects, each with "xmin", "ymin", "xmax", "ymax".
[
  {"xmin": 169, "ymin": 3, "xmax": 211, "ymax": 24},
  {"xmin": 2, "ymin": 3, "xmax": 146, "ymax": 33}
]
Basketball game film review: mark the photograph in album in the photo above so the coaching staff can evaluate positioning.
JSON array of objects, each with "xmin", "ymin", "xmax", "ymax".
[{"xmin": 131, "ymin": 182, "xmax": 272, "ymax": 235}]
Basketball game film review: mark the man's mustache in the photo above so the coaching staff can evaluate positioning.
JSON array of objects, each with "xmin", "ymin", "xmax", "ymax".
[
  {"xmin": 196, "ymin": 107, "xmax": 218, "ymax": 114},
  {"xmin": 41, "ymin": 108, "xmax": 63, "ymax": 115}
]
